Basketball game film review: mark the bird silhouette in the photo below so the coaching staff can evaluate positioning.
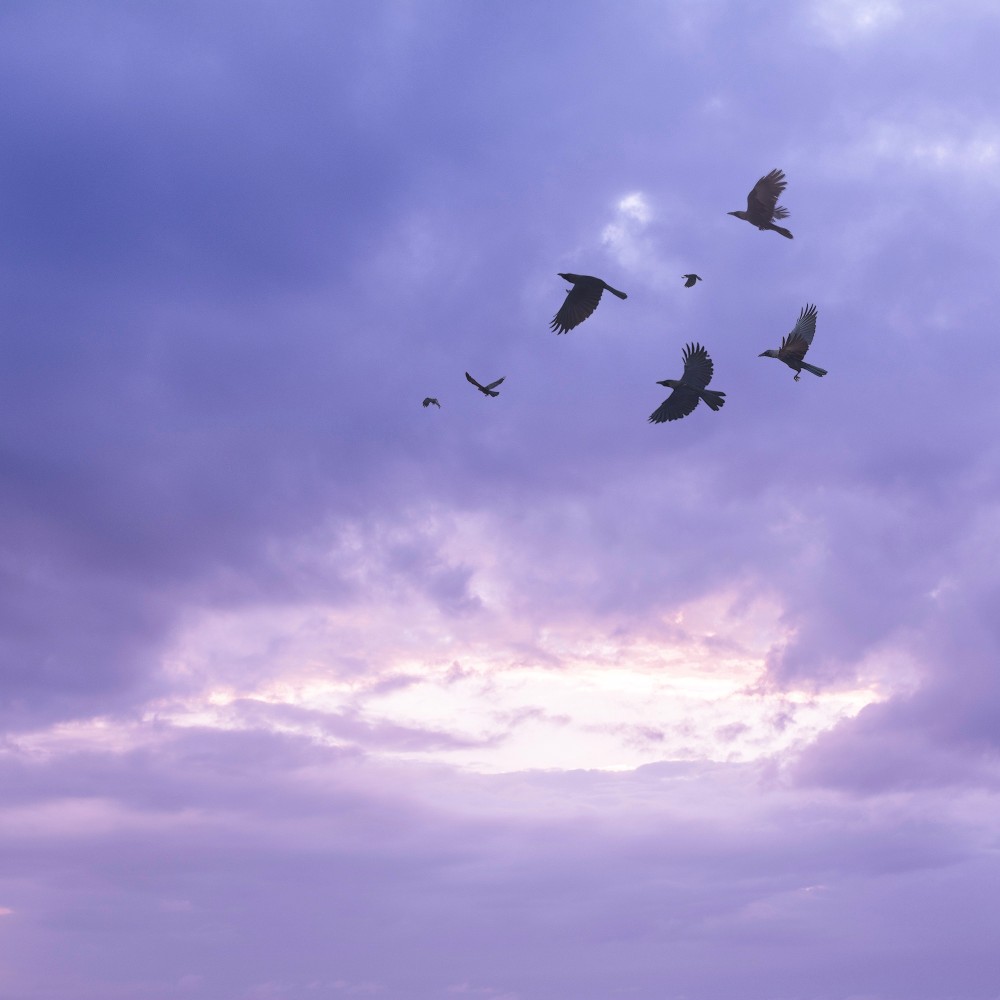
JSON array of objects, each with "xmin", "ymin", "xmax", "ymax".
[
  {"xmin": 728, "ymin": 169, "xmax": 793, "ymax": 239},
  {"xmin": 759, "ymin": 304, "xmax": 827, "ymax": 380},
  {"xmin": 682, "ymin": 274, "xmax": 702, "ymax": 287},
  {"xmin": 649, "ymin": 343, "xmax": 726, "ymax": 423},
  {"xmin": 465, "ymin": 372, "xmax": 505, "ymax": 397},
  {"xmin": 550, "ymin": 273, "xmax": 627, "ymax": 333},
  {"xmin": 422, "ymin": 397, "xmax": 441, "ymax": 408}
]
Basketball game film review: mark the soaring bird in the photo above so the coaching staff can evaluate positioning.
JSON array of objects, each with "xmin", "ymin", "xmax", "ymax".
[
  {"xmin": 550, "ymin": 273, "xmax": 627, "ymax": 333},
  {"xmin": 465, "ymin": 372, "xmax": 505, "ymax": 397},
  {"xmin": 682, "ymin": 273, "xmax": 702, "ymax": 287},
  {"xmin": 728, "ymin": 169, "xmax": 793, "ymax": 239},
  {"xmin": 422, "ymin": 397, "xmax": 441, "ymax": 408},
  {"xmin": 649, "ymin": 342, "xmax": 726, "ymax": 423},
  {"xmin": 759, "ymin": 303, "xmax": 827, "ymax": 381}
]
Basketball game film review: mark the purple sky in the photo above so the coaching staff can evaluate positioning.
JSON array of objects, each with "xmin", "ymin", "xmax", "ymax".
[{"xmin": 2, "ymin": 2, "xmax": 1000, "ymax": 997}]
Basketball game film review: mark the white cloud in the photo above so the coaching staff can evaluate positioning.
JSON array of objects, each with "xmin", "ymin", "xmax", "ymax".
[{"xmin": 811, "ymin": 0, "xmax": 903, "ymax": 44}]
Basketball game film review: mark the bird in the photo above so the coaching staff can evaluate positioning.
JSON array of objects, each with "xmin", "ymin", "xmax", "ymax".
[
  {"xmin": 728, "ymin": 169, "xmax": 793, "ymax": 239},
  {"xmin": 758, "ymin": 303, "xmax": 827, "ymax": 381},
  {"xmin": 649, "ymin": 342, "xmax": 726, "ymax": 423},
  {"xmin": 550, "ymin": 273, "xmax": 627, "ymax": 333},
  {"xmin": 465, "ymin": 372, "xmax": 505, "ymax": 397},
  {"xmin": 422, "ymin": 397, "xmax": 441, "ymax": 408},
  {"xmin": 682, "ymin": 273, "xmax": 702, "ymax": 287}
]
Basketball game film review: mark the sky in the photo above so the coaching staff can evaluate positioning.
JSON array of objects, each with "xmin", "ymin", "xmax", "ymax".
[{"xmin": 2, "ymin": 1, "xmax": 1000, "ymax": 997}]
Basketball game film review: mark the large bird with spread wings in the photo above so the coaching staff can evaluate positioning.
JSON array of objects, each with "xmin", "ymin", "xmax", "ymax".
[
  {"xmin": 550, "ymin": 273, "xmax": 628, "ymax": 334},
  {"xmin": 728, "ymin": 169, "xmax": 793, "ymax": 239},
  {"xmin": 759, "ymin": 304, "xmax": 827, "ymax": 380},
  {"xmin": 648, "ymin": 343, "xmax": 726, "ymax": 423},
  {"xmin": 465, "ymin": 372, "xmax": 505, "ymax": 397}
]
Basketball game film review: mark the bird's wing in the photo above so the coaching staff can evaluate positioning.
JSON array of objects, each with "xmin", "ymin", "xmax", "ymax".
[
  {"xmin": 485, "ymin": 376, "xmax": 505, "ymax": 390},
  {"xmin": 465, "ymin": 372, "xmax": 485, "ymax": 390},
  {"xmin": 649, "ymin": 388, "xmax": 700, "ymax": 423},
  {"xmin": 550, "ymin": 278, "xmax": 604, "ymax": 333},
  {"xmin": 747, "ymin": 168, "xmax": 787, "ymax": 216},
  {"xmin": 681, "ymin": 342, "xmax": 714, "ymax": 390},
  {"xmin": 780, "ymin": 303, "xmax": 817, "ymax": 357}
]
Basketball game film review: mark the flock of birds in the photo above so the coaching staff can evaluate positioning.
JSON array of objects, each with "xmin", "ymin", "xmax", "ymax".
[{"xmin": 422, "ymin": 168, "xmax": 828, "ymax": 422}]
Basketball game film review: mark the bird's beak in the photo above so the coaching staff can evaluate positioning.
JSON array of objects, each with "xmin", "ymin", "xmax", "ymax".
[
  {"xmin": 758, "ymin": 351, "xmax": 768, "ymax": 357},
  {"xmin": 726, "ymin": 211, "xmax": 738, "ymax": 217}
]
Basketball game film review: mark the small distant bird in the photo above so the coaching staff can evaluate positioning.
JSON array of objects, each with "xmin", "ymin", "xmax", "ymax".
[
  {"xmin": 759, "ymin": 303, "xmax": 827, "ymax": 381},
  {"xmin": 422, "ymin": 397, "xmax": 441, "ymax": 408},
  {"xmin": 682, "ymin": 274, "xmax": 702, "ymax": 288},
  {"xmin": 465, "ymin": 372, "xmax": 505, "ymax": 397},
  {"xmin": 728, "ymin": 169, "xmax": 793, "ymax": 239},
  {"xmin": 649, "ymin": 342, "xmax": 726, "ymax": 423},
  {"xmin": 550, "ymin": 273, "xmax": 627, "ymax": 334}
]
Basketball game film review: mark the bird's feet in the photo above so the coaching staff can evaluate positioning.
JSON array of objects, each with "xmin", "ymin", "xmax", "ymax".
[{"xmin": 793, "ymin": 373, "xmax": 801, "ymax": 381}]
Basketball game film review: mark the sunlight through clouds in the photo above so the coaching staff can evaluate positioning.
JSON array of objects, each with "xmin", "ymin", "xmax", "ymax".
[{"xmin": 147, "ymin": 586, "xmax": 886, "ymax": 773}]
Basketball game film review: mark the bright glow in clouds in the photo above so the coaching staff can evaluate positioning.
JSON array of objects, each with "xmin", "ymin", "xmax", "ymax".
[
  {"xmin": 150, "ymin": 585, "xmax": 886, "ymax": 773},
  {"xmin": 812, "ymin": 0, "xmax": 903, "ymax": 43},
  {"xmin": 600, "ymin": 191, "xmax": 665, "ymax": 281}
]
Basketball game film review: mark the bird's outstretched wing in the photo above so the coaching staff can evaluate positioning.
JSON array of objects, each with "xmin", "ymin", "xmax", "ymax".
[
  {"xmin": 649, "ymin": 388, "xmax": 700, "ymax": 423},
  {"xmin": 551, "ymin": 278, "xmax": 604, "ymax": 334},
  {"xmin": 779, "ymin": 304, "xmax": 817, "ymax": 359},
  {"xmin": 747, "ymin": 169, "xmax": 787, "ymax": 218},
  {"xmin": 485, "ymin": 376, "xmax": 505, "ymax": 391},
  {"xmin": 465, "ymin": 372, "xmax": 485, "ymax": 390},
  {"xmin": 681, "ymin": 342, "xmax": 714, "ymax": 390}
]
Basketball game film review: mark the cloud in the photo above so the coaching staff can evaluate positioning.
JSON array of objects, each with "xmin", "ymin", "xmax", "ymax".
[{"xmin": 810, "ymin": 0, "xmax": 903, "ymax": 44}]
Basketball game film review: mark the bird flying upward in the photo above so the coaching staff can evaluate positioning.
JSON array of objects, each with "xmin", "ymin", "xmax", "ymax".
[
  {"xmin": 759, "ymin": 303, "xmax": 827, "ymax": 380},
  {"xmin": 682, "ymin": 274, "xmax": 702, "ymax": 287},
  {"xmin": 728, "ymin": 169, "xmax": 793, "ymax": 239},
  {"xmin": 422, "ymin": 397, "xmax": 441, "ymax": 408},
  {"xmin": 649, "ymin": 342, "xmax": 727, "ymax": 423},
  {"xmin": 550, "ymin": 273, "xmax": 627, "ymax": 334},
  {"xmin": 465, "ymin": 372, "xmax": 505, "ymax": 397}
]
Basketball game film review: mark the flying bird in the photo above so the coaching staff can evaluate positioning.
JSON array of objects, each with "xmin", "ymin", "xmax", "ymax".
[
  {"xmin": 550, "ymin": 273, "xmax": 627, "ymax": 334},
  {"xmin": 649, "ymin": 342, "xmax": 726, "ymax": 423},
  {"xmin": 759, "ymin": 303, "xmax": 827, "ymax": 381},
  {"xmin": 682, "ymin": 273, "xmax": 702, "ymax": 287},
  {"xmin": 465, "ymin": 372, "xmax": 505, "ymax": 397},
  {"xmin": 728, "ymin": 169, "xmax": 793, "ymax": 239},
  {"xmin": 422, "ymin": 397, "xmax": 441, "ymax": 408}
]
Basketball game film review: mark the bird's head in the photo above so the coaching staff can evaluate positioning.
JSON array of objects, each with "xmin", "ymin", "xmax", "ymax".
[
  {"xmin": 557, "ymin": 272, "xmax": 579, "ymax": 283},
  {"xmin": 657, "ymin": 379, "xmax": 680, "ymax": 389},
  {"xmin": 727, "ymin": 211, "xmax": 744, "ymax": 219},
  {"xmin": 759, "ymin": 349, "xmax": 778, "ymax": 358}
]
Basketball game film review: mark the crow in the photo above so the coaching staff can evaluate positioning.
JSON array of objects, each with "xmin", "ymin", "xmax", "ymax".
[
  {"xmin": 759, "ymin": 304, "xmax": 827, "ymax": 380},
  {"xmin": 649, "ymin": 343, "xmax": 726, "ymax": 423},
  {"xmin": 682, "ymin": 273, "xmax": 702, "ymax": 287},
  {"xmin": 465, "ymin": 372, "xmax": 505, "ymax": 397},
  {"xmin": 550, "ymin": 273, "xmax": 627, "ymax": 333},
  {"xmin": 728, "ymin": 169, "xmax": 793, "ymax": 239},
  {"xmin": 422, "ymin": 397, "xmax": 441, "ymax": 408}
]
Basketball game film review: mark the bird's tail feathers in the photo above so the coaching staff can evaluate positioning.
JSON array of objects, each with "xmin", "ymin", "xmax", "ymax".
[
  {"xmin": 607, "ymin": 286, "xmax": 628, "ymax": 300},
  {"xmin": 770, "ymin": 223, "xmax": 794, "ymax": 239},
  {"xmin": 700, "ymin": 390, "xmax": 726, "ymax": 411},
  {"xmin": 800, "ymin": 362, "xmax": 827, "ymax": 377},
  {"xmin": 487, "ymin": 389, "xmax": 500, "ymax": 397}
]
